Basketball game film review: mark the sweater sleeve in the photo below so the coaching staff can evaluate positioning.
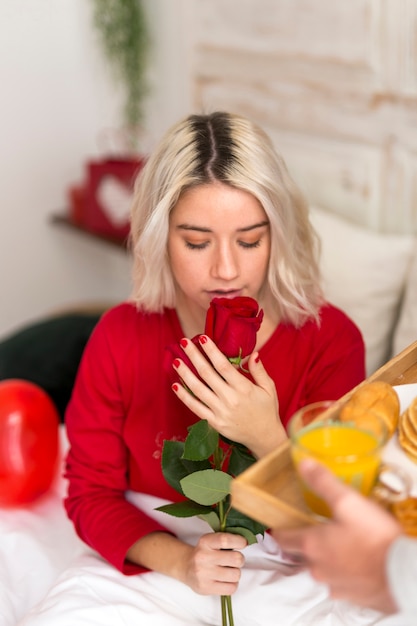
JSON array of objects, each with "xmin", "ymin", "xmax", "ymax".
[{"xmin": 64, "ymin": 307, "xmax": 174, "ymax": 576}]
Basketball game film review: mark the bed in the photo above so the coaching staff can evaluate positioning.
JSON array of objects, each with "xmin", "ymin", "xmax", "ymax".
[
  {"xmin": 1, "ymin": 382, "xmax": 417, "ymax": 626},
  {"xmin": 0, "ymin": 428, "xmax": 84, "ymax": 626}
]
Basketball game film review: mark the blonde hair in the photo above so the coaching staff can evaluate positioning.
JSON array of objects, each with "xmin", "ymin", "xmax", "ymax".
[{"xmin": 130, "ymin": 111, "xmax": 324, "ymax": 326}]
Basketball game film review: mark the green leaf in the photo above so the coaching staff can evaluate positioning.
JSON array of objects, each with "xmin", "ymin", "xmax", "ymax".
[
  {"xmin": 225, "ymin": 526, "xmax": 258, "ymax": 545},
  {"xmin": 228, "ymin": 445, "xmax": 256, "ymax": 477},
  {"xmin": 198, "ymin": 510, "xmax": 221, "ymax": 531},
  {"xmin": 225, "ymin": 507, "xmax": 267, "ymax": 536},
  {"xmin": 161, "ymin": 440, "xmax": 211, "ymax": 495},
  {"xmin": 180, "ymin": 469, "xmax": 232, "ymax": 505},
  {"xmin": 183, "ymin": 420, "xmax": 219, "ymax": 461},
  {"xmin": 182, "ymin": 457, "xmax": 212, "ymax": 474},
  {"xmin": 155, "ymin": 500, "xmax": 212, "ymax": 518}
]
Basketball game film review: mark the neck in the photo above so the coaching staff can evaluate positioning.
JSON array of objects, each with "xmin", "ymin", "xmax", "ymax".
[
  {"xmin": 175, "ymin": 301, "xmax": 206, "ymax": 339},
  {"xmin": 255, "ymin": 291, "xmax": 280, "ymax": 350},
  {"xmin": 255, "ymin": 311, "xmax": 279, "ymax": 350}
]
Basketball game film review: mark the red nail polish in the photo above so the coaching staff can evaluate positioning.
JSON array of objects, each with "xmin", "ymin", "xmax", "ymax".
[
  {"xmin": 173, "ymin": 358, "xmax": 181, "ymax": 369},
  {"xmin": 255, "ymin": 355, "xmax": 260, "ymax": 363},
  {"xmin": 180, "ymin": 338, "xmax": 188, "ymax": 348},
  {"xmin": 199, "ymin": 335, "xmax": 208, "ymax": 344},
  {"xmin": 172, "ymin": 383, "xmax": 179, "ymax": 392}
]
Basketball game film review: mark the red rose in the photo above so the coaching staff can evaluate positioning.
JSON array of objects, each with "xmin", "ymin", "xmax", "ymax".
[
  {"xmin": 164, "ymin": 297, "xmax": 263, "ymax": 383},
  {"xmin": 205, "ymin": 297, "xmax": 264, "ymax": 360}
]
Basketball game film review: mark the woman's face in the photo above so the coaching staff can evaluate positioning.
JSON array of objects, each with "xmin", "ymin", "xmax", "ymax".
[{"xmin": 168, "ymin": 182, "xmax": 271, "ymax": 332}]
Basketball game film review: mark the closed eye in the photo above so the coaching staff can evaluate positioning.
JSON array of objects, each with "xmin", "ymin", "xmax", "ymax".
[
  {"xmin": 185, "ymin": 241, "xmax": 209, "ymax": 250},
  {"xmin": 238, "ymin": 240, "xmax": 261, "ymax": 249}
]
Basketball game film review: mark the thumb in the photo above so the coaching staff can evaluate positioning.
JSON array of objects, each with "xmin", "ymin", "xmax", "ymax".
[{"xmin": 298, "ymin": 458, "xmax": 354, "ymax": 514}]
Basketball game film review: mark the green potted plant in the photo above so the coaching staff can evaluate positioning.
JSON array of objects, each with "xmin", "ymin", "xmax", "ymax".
[
  {"xmin": 90, "ymin": 0, "xmax": 149, "ymax": 150},
  {"xmin": 66, "ymin": 0, "xmax": 150, "ymax": 241},
  {"xmin": 66, "ymin": 1, "xmax": 150, "ymax": 241}
]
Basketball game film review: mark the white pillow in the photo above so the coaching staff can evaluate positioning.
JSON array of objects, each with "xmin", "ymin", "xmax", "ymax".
[
  {"xmin": 310, "ymin": 207, "xmax": 414, "ymax": 375},
  {"xmin": 392, "ymin": 242, "xmax": 417, "ymax": 357}
]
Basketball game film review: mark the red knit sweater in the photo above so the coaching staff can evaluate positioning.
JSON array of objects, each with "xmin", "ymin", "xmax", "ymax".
[{"xmin": 64, "ymin": 302, "xmax": 365, "ymax": 575}]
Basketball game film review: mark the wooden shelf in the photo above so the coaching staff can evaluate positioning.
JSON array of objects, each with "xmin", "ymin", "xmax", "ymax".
[{"xmin": 51, "ymin": 215, "xmax": 128, "ymax": 250}]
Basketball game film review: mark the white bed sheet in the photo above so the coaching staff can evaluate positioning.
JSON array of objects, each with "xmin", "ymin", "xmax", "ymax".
[
  {"xmin": 0, "ymin": 429, "xmax": 85, "ymax": 626},
  {"xmin": 1, "ymin": 386, "xmax": 417, "ymax": 626}
]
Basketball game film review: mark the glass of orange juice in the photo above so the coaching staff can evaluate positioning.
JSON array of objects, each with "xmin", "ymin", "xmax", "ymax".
[{"xmin": 289, "ymin": 400, "xmax": 410, "ymax": 518}]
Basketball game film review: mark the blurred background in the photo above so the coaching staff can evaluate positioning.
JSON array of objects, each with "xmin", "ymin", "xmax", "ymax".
[
  {"xmin": 1, "ymin": 0, "xmax": 416, "ymax": 339},
  {"xmin": 0, "ymin": 0, "xmax": 192, "ymax": 337}
]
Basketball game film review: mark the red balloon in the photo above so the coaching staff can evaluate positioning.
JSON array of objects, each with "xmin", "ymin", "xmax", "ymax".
[{"xmin": 0, "ymin": 379, "xmax": 60, "ymax": 506}]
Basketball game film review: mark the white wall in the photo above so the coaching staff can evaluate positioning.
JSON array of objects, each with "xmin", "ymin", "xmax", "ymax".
[
  {"xmin": 191, "ymin": 0, "xmax": 417, "ymax": 235},
  {"xmin": 0, "ymin": 0, "xmax": 193, "ymax": 338}
]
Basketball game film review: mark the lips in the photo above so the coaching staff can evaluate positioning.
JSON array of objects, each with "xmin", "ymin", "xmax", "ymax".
[{"xmin": 207, "ymin": 290, "xmax": 243, "ymax": 299}]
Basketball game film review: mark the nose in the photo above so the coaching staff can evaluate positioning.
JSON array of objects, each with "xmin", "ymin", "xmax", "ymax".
[{"xmin": 211, "ymin": 242, "xmax": 239, "ymax": 280}]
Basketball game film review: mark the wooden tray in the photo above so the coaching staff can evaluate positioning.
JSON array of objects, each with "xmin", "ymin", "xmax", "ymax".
[{"xmin": 231, "ymin": 340, "xmax": 417, "ymax": 529}]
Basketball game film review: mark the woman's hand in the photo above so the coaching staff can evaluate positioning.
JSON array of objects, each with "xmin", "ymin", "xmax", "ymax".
[
  {"xmin": 180, "ymin": 532, "xmax": 247, "ymax": 595},
  {"xmin": 171, "ymin": 335, "xmax": 287, "ymax": 457},
  {"xmin": 126, "ymin": 530, "xmax": 246, "ymax": 595}
]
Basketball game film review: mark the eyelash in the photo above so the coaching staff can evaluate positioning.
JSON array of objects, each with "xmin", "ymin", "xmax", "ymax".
[
  {"xmin": 185, "ymin": 242, "xmax": 208, "ymax": 250},
  {"xmin": 239, "ymin": 240, "xmax": 261, "ymax": 249},
  {"xmin": 185, "ymin": 240, "xmax": 261, "ymax": 250}
]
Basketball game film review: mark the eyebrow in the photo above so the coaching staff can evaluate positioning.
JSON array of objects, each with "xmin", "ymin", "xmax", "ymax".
[{"xmin": 176, "ymin": 221, "xmax": 269, "ymax": 233}]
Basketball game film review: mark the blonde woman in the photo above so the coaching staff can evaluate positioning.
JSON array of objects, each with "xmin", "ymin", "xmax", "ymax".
[{"xmin": 20, "ymin": 113, "xmax": 372, "ymax": 626}]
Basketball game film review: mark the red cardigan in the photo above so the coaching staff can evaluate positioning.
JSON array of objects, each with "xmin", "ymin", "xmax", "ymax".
[{"xmin": 64, "ymin": 302, "xmax": 365, "ymax": 575}]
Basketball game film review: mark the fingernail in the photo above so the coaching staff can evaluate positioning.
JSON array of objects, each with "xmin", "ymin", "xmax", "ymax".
[
  {"xmin": 180, "ymin": 338, "xmax": 188, "ymax": 348},
  {"xmin": 254, "ymin": 353, "xmax": 260, "ymax": 363},
  {"xmin": 199, "ymin": 335, "xmax": 208, "ymax": 344},
  {"xmin": 172, "ymin": 383, "xmax": 179, "ymax": 392},
  {"xmin": 173, "ymin": 358, "xmax": 181, "ymax": 369}
]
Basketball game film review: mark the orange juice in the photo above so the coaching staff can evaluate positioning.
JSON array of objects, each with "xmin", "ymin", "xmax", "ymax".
[{"xmin": 291, "ymin": 423, "xmax": 381, "ymax": 517}]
